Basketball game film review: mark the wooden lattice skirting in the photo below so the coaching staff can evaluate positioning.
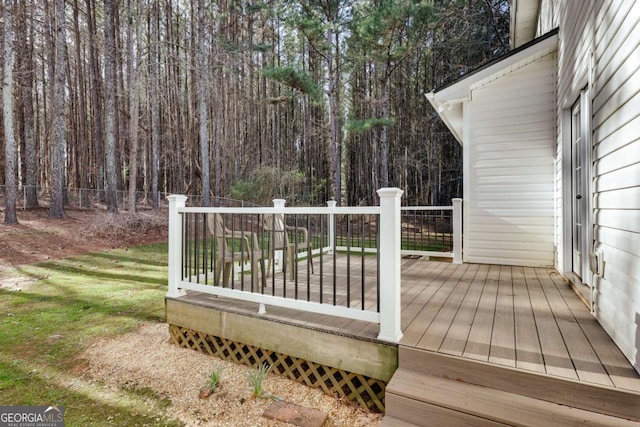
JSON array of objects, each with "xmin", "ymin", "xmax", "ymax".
[{"xmin": 168, "ymin": 324, "xmax": 386, "ymax": 412}]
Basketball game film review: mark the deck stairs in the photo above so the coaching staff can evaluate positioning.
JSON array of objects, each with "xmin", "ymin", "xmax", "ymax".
[{"xmin": 381, "ymin": 346, "xmax": 640, "ymax": 426}]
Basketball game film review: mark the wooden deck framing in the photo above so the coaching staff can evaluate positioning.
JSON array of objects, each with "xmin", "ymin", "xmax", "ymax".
[{"xmin": 167, "ymin": 256, "xmax": 640, "ymax": 419}]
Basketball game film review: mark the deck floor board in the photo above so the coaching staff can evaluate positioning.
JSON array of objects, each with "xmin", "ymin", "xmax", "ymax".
[
  {"xmin": 547, "ymin": 271, "xmax": 640, "ymax": 390},
  {"xmin": 462, "ymin": 264, "xmax": 500, "ymax": 362},
  {"xmin": 488, "ymin": 266, "xmax": 516, "ymax": 367},
  {"xmin": 402, "ymin": 263, "xmax": 470, "ymax": 347},
  {"xmin": 417, "ymin": 263, "xmax": 476, "ymax": 351},
  {"xmin": 521, "ymin": 267, "xmax": 578, "ymax": 380},
  {"xmin": 512, "ymin": 266, "xmax": 546, "ymax": 373},
  {"xmin": 535, "ymin": 268, "xmax": 613, "ymax": 387},
  {"xmin": 438, "ymin": 264, "xmax": 489, "ymax": 357}
]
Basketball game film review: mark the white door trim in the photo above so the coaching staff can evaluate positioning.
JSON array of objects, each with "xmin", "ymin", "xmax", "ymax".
[{"xmin": 562, "ymin": 87, "xmax": 593, "ymax": 307}]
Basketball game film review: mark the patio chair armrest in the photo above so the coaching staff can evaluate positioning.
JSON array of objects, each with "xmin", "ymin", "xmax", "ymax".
[
  {"xmin": 221, "ymin": 230, "xmax": 259, "ymax": 252},
  {"xmin": 285, "ymin": 225, "xmax": 309, "ymax": 243},
  {"xmin": 230, "ymin": 231, "xmax": 260, "ymax": 250}
]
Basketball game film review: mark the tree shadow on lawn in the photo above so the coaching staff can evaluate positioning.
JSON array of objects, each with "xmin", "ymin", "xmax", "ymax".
[
  {"xmin": 89, "ymin": 245, "xmax": 169, "ymax": 268},
  {"xmin": 24, "ymin": 262, "xmax": 168, "ymax": 287},
  {"xmin": 0, "ymin": 245, "xmax": 180, "ymax": 425},
  {"xmin": 1, "ymin": 241, "xmax": 169, "ymax": 285},
  {"xmin": 0, "ymin": 357, "xmax": 181, "ymax": 426},
  {"xmin": 0, "ymin": 252, "xmax": 168, "ymax": 359},
  {"xmin": 0, "ymin": 285, "xmax": 164, "ymax": 325}
]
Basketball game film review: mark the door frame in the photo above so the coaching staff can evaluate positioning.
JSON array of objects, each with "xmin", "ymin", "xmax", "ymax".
[{"xmin": 562, "ymin": 88, "xmax": 593, "ymax": 307}]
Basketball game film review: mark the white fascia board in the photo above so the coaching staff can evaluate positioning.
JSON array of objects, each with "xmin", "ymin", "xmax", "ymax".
[{"xmin": 425, "ymin": 92, "xmax": 464, "ymax": 144}]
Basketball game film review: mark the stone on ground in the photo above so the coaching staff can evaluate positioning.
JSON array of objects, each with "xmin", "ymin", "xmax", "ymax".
[{"xmin": 263, "ymin": 400, "xmax": 329, "ymax": 427}]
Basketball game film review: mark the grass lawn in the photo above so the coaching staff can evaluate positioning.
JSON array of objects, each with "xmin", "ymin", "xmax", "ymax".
[{"xmin": 0, "ymin": 242, "xmax": 183, "ymax": 426}]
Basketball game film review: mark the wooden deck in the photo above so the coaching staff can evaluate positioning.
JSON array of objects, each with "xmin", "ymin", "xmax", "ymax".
[
  {"xmin": 385, "ymin": 260, "xmax": 640, "ymax": 425},
  {"xmin": 397, "ymin": 260, "xmax": 640, "ymax": 392},
  {"xmin": 167, "ymin": 256, "xmax": 640, "ymax": 421}
]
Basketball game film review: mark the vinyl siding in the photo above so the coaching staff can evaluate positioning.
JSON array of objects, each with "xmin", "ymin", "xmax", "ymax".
[
  {"xmin": 464, "ymin": 53, "xmax": 557, "ymax": 267},
  {"xmin": 537, "ymin": 0, "xmax": 560, "ymax": 34},
  {"xmin": 540, "ymin": 0, "xmax": 640, "ymax": 370}
]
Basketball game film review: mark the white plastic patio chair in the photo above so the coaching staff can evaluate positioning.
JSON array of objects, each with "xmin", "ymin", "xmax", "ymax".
[
  {"xmin": 262, "ymin": 213, "xmax": 314, "ymax": 280},
  {"xmin": 207, "ymin": 213, "xmax": 266, "ymax": 292}
]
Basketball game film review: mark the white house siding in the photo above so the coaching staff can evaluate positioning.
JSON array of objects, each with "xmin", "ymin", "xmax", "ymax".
[
  {"xmin": 536, "ymin": 0, "xmax": 560, "ymax": 33},
  {"xmin": 464, "ymin": 53, "xmax": 557, "ymax": 267},
  {"xmin": 538, "ymin": 0, "xmax": 640, "ymax": 370}
]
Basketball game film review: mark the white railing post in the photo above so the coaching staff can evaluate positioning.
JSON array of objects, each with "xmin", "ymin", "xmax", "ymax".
[
  {"xmin": 272, "ymin": 199, "xmax": 286, "ymax": 269},
  {"xmin": 377, "ymin": 187, "xmax": 404, "ymax": 343},
  {"xmin": 167, "ymin": 194, "xmax": 188, "ymax": 298},
  {"xmin": 326, "ymin": 199, "xmax": 337, "ymax": 252},
  {"xmin": 452, "ymin": 198, "xmax": 463, "ymax": 264}
]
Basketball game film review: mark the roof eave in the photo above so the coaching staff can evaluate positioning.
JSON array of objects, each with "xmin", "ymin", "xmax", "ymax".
[
  {"xmin": 425, "ymin": 93, "xmax": 464, "ymax": 145},
  {"xmin": 426, "ymin": 29, "xmax": 558, "ymax": 146}
]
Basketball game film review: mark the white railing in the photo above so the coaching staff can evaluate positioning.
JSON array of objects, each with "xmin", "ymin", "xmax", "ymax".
[
  {"xmin": 167, "ymin": 190, "xmax": 463, "ymax": 343},
  {"xmin": 400, "ymin": 198, "xmax": 462, "ymax": 263}
]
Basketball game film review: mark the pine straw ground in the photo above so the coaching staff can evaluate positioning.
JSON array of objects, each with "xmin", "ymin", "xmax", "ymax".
[{"xmin": 0, "ymin": 207, "xmax": 382, "ymax": 426}]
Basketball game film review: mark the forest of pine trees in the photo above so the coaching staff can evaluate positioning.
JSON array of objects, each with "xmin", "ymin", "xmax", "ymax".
[{"xmin": 1, "ymin": 0, "xmax": 509, "ymax": 223}]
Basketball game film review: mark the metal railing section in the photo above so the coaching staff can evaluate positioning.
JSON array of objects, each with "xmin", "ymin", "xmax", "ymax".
[
  {"xmin": 400, "ymin": 205, "xmax": 455, "ymax": 258},
  {"xmin": 167, "ymin": 191, "xmax": 462, "ymax": 343}
]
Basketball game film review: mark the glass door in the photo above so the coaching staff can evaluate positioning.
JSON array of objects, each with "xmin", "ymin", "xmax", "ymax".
[
  {"xmin": 570, "ymin": 90, "xmax": 592, "ymax": 306},
  {"xmin": 571, "ymin": 101, "xmax": 584, "ymax": 280}
]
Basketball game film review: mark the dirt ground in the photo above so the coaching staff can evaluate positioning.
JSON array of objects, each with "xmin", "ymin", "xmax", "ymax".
[
  {"xmin": 0, "ymin": 207, "xmax": 382, "ymax": 426},
  {"xmin": 0, "ymin": 207, "xmax": 168, "ymax": 269}
]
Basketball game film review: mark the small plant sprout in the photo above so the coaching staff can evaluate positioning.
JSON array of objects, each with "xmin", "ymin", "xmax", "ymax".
[
  {"xmin": 209, "ymin": 366, "xmax": 224, "ymax": 391},
  {"xmin": 199, "ymin": 366, "xmax": 225, "ymax": 399},
  {"xmin": 246, "ymin": 363, "xmax": 272, "ymax": 399}
]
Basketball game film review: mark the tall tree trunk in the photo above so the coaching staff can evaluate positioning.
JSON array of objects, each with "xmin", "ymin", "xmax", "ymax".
[
  {"xmin": 379, "ymin": 77, "xmax": 389, "ymax": 189},
  {"xmin": 104, "ymin": 0, "xmax": 118, "ymax": 213},
  {"xmin": 49, "ymin": 0, "xmax": 67, "ymax": 219},
  {"xmin": 72, "ymin": 0, "xmax": 89, "ymax": 207},
  {"xmin": 3, "ymin": 0, "xmax": 18, "ymax": 223},
  {"xmin": 127, "ymin": 0, "xmax": 141, "ymax": 213},
  {"xmin": 150, "ymin": 0, "xmax": 160, "ymax": 209},
  {"xmin": 87, "ymin": 0, "xmax": 104, "ymax": 202},
  {"xmin": 326, "ymin": 24, "xmax": 341, "ymax": 204},
  {"xmin": 214, "ymin": 100, "xmax": 222, "ymax": 205},
  {"xmin": 247, "ymin": 13, "xmax": 256, "ymax": 173},
  {"xmin": 17, "ymin": 1, "xmax": 38, "ymax": 208},
  {"xmin": 114, "ymin": 11, "xmax": 125, "ymax": 196},
  {"xmin": 165, "ymin": 0, "xmax": 184, "ymax": 194},
  {"xmin": 197, "ymin": 0, "xmax": 210, "ymax": 206}
]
